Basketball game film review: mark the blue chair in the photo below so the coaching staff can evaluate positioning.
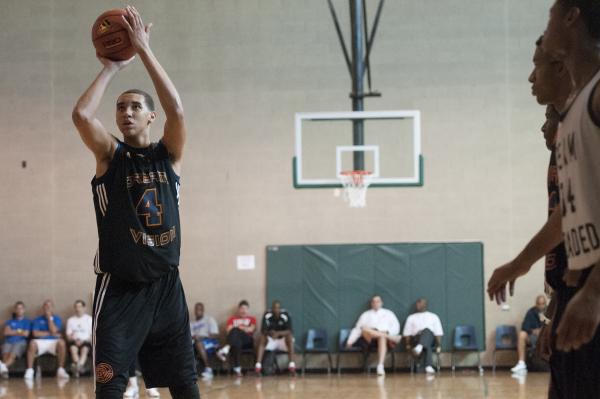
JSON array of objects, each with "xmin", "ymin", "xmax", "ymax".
[
  {"xmin": 302, "ymin": 329, "xmax": 332, "ymax": 375},
  {"xmin": 451, "ymin": 325, "xmax": 483, "ymax": 373},
  {"xmin": 492, "ymin": 325, "xmax": 517, "ymax": 373},
  {"xmin": 336, "ymin": 328, "xmax": 362, "ymax": 374}
]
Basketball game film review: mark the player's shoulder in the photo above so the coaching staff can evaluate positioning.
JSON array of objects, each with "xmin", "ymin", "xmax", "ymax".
[{"xmin": 588, "ymin": 76, "xmax": 600, "ymax": 127}]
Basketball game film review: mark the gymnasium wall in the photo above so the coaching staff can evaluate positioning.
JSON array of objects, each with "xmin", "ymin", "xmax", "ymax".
[
  {"xmin": 267, "ymin": 243, "xmax": 486, "ymax": 352},
  {"xmin": 0, "ymin": 0, "xmax": 552, "ymax": 366}
]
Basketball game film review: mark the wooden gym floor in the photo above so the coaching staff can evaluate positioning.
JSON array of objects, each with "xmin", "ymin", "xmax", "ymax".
[{"xmin": 0, "ymin": 371, "xmax": 550, "ymax": 399}]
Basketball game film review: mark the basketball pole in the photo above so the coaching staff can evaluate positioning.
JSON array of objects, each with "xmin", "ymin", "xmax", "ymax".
[
  {"xmin": 350, "ymin": 0, "xmax": 365, "ymax": 171},
  {"xmin": 327, "ymin": 0, "xmax": 384, "ymax": 172}
]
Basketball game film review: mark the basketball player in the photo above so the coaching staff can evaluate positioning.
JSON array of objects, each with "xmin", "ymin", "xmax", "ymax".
[
  {"xmin": 487, "ymin": 37, "xmax": 574, "ymax": 398},
  {"xmin": 72, "ymin": 6, "xmax": 199, "ymax": 399},
  {"xmin": 541, "ymin": 1, "xmax": 600, "ymax": 396}
]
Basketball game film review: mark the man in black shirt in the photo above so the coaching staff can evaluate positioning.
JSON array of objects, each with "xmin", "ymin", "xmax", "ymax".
[
  {"xmin": 512, "ymin": 295, "xmax": 548, "ymax": 373},
  {"xmin": 254, "ymin": 301, "xmax": 295, "ymax": 375}
]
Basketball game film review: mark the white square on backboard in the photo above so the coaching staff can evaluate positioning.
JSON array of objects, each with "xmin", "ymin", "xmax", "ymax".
[{"xmin": 236, "ymin": 255, "xmax": 255, "ymax": 271}]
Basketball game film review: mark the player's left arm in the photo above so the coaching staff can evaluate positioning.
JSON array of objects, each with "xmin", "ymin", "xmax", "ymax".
[
  {"xmin": 122, "ymin": 6, "xmax": 185, "ymax": 175},
  {"xmin": 556, "ymin": 263, "xmax": 600, "ymax": 351}
]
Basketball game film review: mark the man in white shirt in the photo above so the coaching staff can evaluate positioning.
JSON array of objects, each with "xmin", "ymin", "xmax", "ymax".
[
  {"xmin": 66, "ymin": 300, "xmax": 93, "ymax": 377},
  {"xmin": 403, "ymin": 298, "xmax": 443, "ymax": 374},
  {"xmin": 190, "ymin": 303, "xmax": 219, "ymax": 379},
  {"xmin": 346, "ymin": 295, "xmax": 401, "ymax": 376}
]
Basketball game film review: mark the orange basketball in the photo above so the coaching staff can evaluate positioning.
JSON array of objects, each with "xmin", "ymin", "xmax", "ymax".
[{"xmin": 91, "ymin": 9, "xmax": 135, "ymax": 61}]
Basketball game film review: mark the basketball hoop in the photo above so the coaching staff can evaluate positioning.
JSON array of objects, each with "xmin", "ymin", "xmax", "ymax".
[{"xmin": 339, "ymin": 170, "xmax": 373, "ymax": 208}]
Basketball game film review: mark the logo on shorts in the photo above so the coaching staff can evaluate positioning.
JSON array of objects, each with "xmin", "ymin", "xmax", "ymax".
[{"xmin": 95, "ymin": 362, "xmax": 114, "ymax": 384}]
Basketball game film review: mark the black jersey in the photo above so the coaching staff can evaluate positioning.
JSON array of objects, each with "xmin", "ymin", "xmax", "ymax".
[
  {"xmin": 92, "ymin": 140, "xmax": 181, "ymax": 282},
  {"xmin": 545, "ymin": 149, "xmax": 568, "ymax": 290},
  {"xmin": 261, "ymin": 310, "xmax": 292, "ymax": 332}
]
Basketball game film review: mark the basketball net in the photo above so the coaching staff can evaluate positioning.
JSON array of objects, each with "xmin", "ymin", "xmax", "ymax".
[{"xmin": 339, "ymin": 171, "xmax": 373, "ymax": 208}]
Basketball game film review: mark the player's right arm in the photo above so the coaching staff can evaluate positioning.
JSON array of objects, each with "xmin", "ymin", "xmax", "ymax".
[
  {"xmin": 487, "ymin": 209, "xmax": 562, "ymax": 304},
  {"xmin": 72, "ymin": 57, "xmax": 133, "ymax": 176}
]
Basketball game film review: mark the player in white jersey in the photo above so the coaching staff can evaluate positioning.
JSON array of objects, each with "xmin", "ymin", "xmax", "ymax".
[
  {"xmin": 541, "ymin": 1, "xmax": 600, "ymax": 398},
  {"xmin": 542, "ymin": 0, "xmax": 600, "ymax": 347}
]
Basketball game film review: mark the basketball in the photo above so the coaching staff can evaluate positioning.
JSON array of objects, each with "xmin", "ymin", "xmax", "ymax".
[{"xmin": 91, "ymin": 9, "xmax": 135, "ymax": 61}]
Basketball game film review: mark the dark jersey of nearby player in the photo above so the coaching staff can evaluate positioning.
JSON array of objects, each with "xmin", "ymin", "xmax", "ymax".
[
  {"xmin": 261, "ymin": 310, "xmax": 292, "ymax": 333},
  {"xmin": 545, "ymin": 149, "xmax": 569, "ymax": 290},
  {"xmin": 91, "ymin": 140, "xmax": 181, "ymax": 282}
]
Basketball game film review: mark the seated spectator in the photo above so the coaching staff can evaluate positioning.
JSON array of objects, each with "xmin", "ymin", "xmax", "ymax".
[
  {"xmin": 190, "ymin": 302, "xmax": 219, "ymax": 379},
  {"xmin": 216, "ymin": 300, "xmax": 256, "ymax": 377},
  {"xmin": 346, "ymin": 295, "xmax": 401, "ymax": 376},
  {"xmin": 511, "ymin": 294, "xmax": 548, "ymax": 374},
  {"xmin": 255, "ymin": 300, "xmax": 296, "ymax": 375},
  {"xmin": 403, "ymin": 298, "xmax": 444, "ymax": 374},
  {"xmin": 66, "ymin": 299, "xmax": 92, "ymax": 377},
  {"xmin": 24, "ymin": 300, "xmax": 69, "ymax": 380},
  {"xmin": 1, "ymin": 301, "xmax": 31, "ymax": 378}
]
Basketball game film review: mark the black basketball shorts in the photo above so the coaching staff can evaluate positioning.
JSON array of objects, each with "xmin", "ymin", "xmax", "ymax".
[{"xmin": 92, "ymin": 267, "xmax": 197, "ymax": 393}]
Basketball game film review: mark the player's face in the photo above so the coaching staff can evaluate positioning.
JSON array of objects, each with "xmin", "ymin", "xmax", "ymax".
[
  {"xmin": 272, "ymin": 302, "xmax": 281, "ymax": 316},
  {"xmin": 528, "ymin": 47, "xmax": 565, "ymax": 105},
  {"xmin": 536, "ymin": 297, "xmax": 547, "ymax": 311},
  {"xmin": 42, "ymin": 301, "xmax": 53, "ymax": 314},
  {"xmin": 542, "ymin": 1, "xmax": 572, "ymax": 60},
  {"xmin": 74, "ymin": 302, "xmax": 85, "ymax": 316},
  {"xmin": 116, "ymin": 93, "xmax": 156, "ymax": 138},
  {"xmin": 416, "ymin": 299, "xmax": 427, "ymax": 312},
  {"xmin": 195, "ymin": 304, "xmax": 204, "ymax": 319},
  {"xmin": 541, "ymin": 106, "xmax": 560, "ymax": 149},
  {"xmin": 371, "ymin": 296, "xmax": 382, "ymax": 310},
  {"xmin": 238, "ymin": 305, "xmax": 249, "ymax": 317},
  {"xmin": 14, "ymin": 304, "xmax": 25, "ymax": 318}
]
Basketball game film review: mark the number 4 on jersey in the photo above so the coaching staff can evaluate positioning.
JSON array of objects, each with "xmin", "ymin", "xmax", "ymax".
[{"xmin": 136, "ymin": 188, "xmax": 163, "ymax": 227}]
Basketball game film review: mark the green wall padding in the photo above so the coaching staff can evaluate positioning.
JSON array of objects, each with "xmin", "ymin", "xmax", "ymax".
[{"xmin": 266, "ymin": 242, "xmax": 485, "ymax": 352}]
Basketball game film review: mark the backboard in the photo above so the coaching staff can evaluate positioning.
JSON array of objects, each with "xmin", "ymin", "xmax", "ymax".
[{"xmin": 293, "ymin": 110, "xmax": 423, "ymax": 188}]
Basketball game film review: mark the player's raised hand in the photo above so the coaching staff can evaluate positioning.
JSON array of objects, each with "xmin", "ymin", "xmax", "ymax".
[
  {"xmin": 97, "ymin": 53, "xmax": 135, "ymax": 71},
  {"xmin": 556, "ymin": 289, "xmax": 600, "ymax": 352},
  {"xmin": 122, "ymin": 5, "xmax": 152, "ymax": 53},
  {"xmin": 487, "ymin": 260, "xmax": 530, "ymax": 305}
]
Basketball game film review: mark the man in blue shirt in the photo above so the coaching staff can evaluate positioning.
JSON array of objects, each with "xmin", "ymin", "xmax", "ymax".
[
  {"xmin": 24, "ymin": 300, "xmax": 69, "ymax": 380},
  {"xmin": 511, "ymin": 295, "xmax": 548, "ymax": 373},
  {"xmin": 1, "ymin": 301, "xmax": 31, "ymax": 378}
]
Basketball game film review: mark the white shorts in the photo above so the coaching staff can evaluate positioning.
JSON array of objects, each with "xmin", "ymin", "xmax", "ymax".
[
  {"xmin": 265, "ymin": 336, "xmax": 289, "ymax": 352},
  {"xmin": 33, "ymin": 339, "xmax": 59, "ymax": 356}
]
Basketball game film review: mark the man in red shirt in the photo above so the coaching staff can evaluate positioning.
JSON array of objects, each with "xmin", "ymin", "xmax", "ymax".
[{"xmin": 216, "ymin": 300, "xmax": 256, "ymax": 376}]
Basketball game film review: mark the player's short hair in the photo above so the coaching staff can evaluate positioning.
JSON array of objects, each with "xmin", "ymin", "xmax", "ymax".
[
  {"xmin": 195, "ymin": 302, "xmax": 204, "ymax": 308},
  {"xmin": 74, "ymin": 299, "xmax": 86, "ymax": 307},
  {"xmin": 121, "ymin": 89, "xmax": 156, "ymax": 111},
  {"xmin": 558, "ymin": 0, "xmax": 600, "ymax": 39},
  {"xmin": 238, "ymin": 300, "xmax": 249, "ymax": 308},
  {"xmin": 272, "ymin": 300, "xmax": 281, "ymax": 307}
]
